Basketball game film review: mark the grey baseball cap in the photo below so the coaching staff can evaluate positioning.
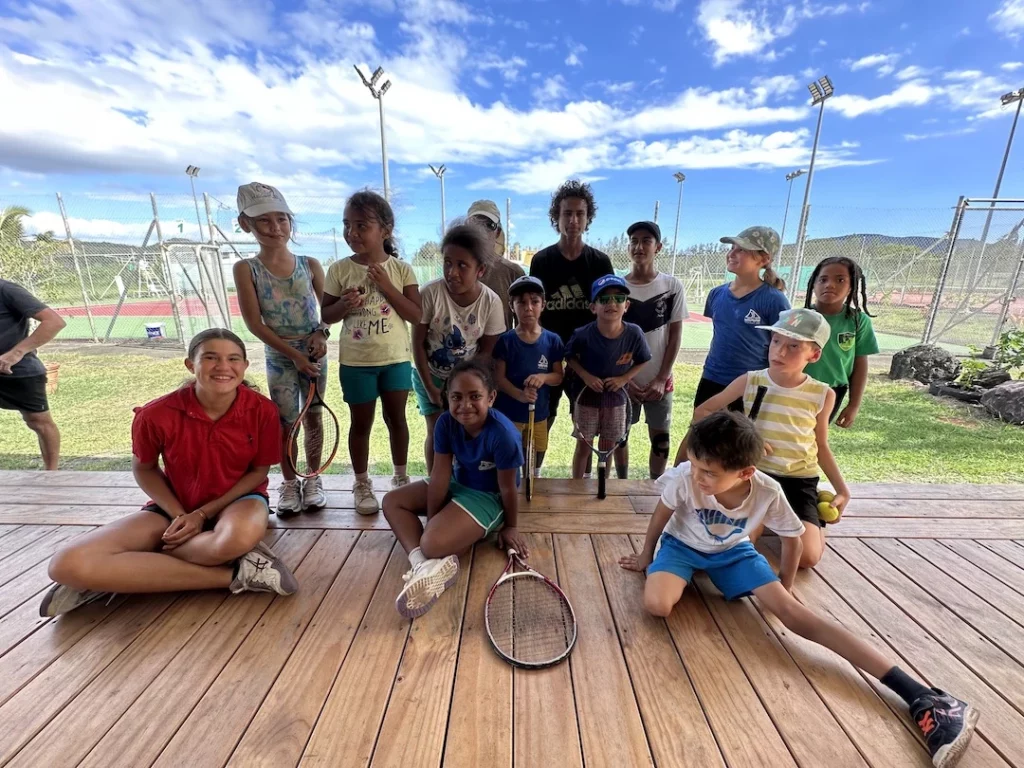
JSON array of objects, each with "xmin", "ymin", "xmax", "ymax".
[
  {"xmin": 720, "ymin": 226, "xmax": 781, "ymax": 259},
  {"xmin": 757, "ymin": 308, "xmax": 831, "ymax": 348},
  {"xmin": 237, "ymin": 182, "xmax": 293, "ymax": 218}
]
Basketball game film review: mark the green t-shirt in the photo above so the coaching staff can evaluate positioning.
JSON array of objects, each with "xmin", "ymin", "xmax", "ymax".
[{"xmin": 804, "ymin": 309, "xmax": 879, "ymax": 387}]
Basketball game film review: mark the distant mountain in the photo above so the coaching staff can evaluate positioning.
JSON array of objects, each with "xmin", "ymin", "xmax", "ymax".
[{"xmin": 802, "ymin": 233, "xmax": 957, "ymax": 250}]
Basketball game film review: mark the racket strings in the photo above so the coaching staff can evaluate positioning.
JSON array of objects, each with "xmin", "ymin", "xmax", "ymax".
[
  {"xmin": 487, "ymin": 575, "xmax": 575, "ymax": 665},
  {"xmin": 289, "ymin": 393, "xmax": 340, "ymax": 478}
]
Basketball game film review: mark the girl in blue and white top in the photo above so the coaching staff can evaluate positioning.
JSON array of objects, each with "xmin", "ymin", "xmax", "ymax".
[
  {"xmin": 233, "ymin": 182, "xmax": 330, "ymax": 517},
  {"xmin": 382, "ymin": 358, "xmax": 528, "ymax": 620}
]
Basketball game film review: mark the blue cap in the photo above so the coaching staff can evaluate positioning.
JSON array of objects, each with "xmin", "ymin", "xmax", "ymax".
[
  {"xmin": 508, "ymin": 275, "xmax": 545, "ymax": 297},
  {"xmin": 590, "ymin": 274, "xmax": 630, "ymax": 302}
]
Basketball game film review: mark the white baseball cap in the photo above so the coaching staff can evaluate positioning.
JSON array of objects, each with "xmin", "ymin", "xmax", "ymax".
[{"xmin": 237, "ymin": 182, "xmax": 293, "ymax": 218}]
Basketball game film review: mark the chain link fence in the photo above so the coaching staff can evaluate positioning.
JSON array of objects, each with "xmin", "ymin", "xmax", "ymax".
[{"xmin": 3, "ymin": 192, "xmax": 1022, "ymax": 355}]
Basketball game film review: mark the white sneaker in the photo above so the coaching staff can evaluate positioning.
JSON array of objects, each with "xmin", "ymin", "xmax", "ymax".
[
  {"xmin": 229, "ymin": 547, "xmax": 299, "ymax": 596},
  {"xmin": 395, "ymin": 555, "xmax": 460, "ymax": 619},
  {"xmin": 277, "ymin": 479, "xmax": 302, "ymax": 517},
  {"xmin": 390, "ymin": 475, "xmax": 411, "ymax": 489},
  {"xmin": 354, "ymin": 479, "xmax": 379, "ymax": 515},
  {"xmin": 39, "ymin": 583, "xmax": 112, "ymax": 617},
  {"xmin": 302, "ymin": 476, "xmax": 327, "ymax": 511}
]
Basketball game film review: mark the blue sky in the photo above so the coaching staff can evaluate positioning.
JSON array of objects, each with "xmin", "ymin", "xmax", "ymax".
[{"xmin": 2, "ymin": 0, "xmax": 1024, "ymax": 259}]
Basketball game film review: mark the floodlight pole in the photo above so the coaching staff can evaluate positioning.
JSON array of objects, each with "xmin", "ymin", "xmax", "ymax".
[
  {"xmin": 355, "ymin": 65, "xmax": 393, "ymax": 201},
  {"xmin": 971, "ymin": 87, "xmax": 1024, "ymax": 287},
  {"xmin": 670, "ymin": 172, "xmax": 685, "ymax": 278},
  {"xmin": 429, "ymin": 165, "xmax": 447, "ymax": 234},
  {"xmin": 506, "ymin": 198, "xmax": 512, "ymax": 258},
  {"xmin": 778, "ymin": 169, "xmax": 805, "ymax": 273},
  {"xmin": 790, "ymin": 77, "xmax": 833, "ymax": 300},
  {"xmin": 186, "ymin": 166, "xmax": 205, "ymax": 242}
]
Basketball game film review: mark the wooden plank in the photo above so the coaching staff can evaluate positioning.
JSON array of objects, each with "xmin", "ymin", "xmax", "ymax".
[
  {"xmin": 0, "ymin": 595, "xmax": 175, "ymax": 762},
  {"xmin": 519, "ymin": 494, "xmax": 634, "ymax": 513},
  {"xmin": 512, "ymin": 533, "xmax": 583, "ymax": 768},
  {"xmin": 942, "ymin": 539, "xmax": 1024, "ymax": 597},
  {"xmin": 369, "ymin": 550, "xmax": 472, "ymax": 768},
  {"xmin": 981, "ymin": 540, "xmax": 1024, "ymax": 569},
  {"xmin": 0, "ymin": 526, "xmax": 91, "ymax": 588},
  {"xmin": 151, "ymin": 530, "xmax": 354, "ymax": 768},
  {"xmin": 531, "ymin": 477, "xmax": 660, "ymax": 496},
  {"xmin": 0, "ymin": 525, "xmax": 19, "ymax": 540},
  {"xmin": 225, "ymin": 532, "xmax": 394, "ymax": 768},
  {"xmin": 0, "ymin": 525, "xmax": 58, "ymax": 561},
  {"xmin": 694, "ymin": 573, "xmax": 868, "ymax": 767},
  {"xmin": 298, "ymin": 550, "xmax": 410, "ymax": 768},
  {"xmin": 76, "ymin": 530, "xmax": 314, "ymax": 768},
  {"xmin": 757, "ymin": 540, "xmax": 1007, "ymax": 768},
  {"xmin": 593, "ymin": 534, "xmax": 723, "ymax": 768},
  {"xmin": 847, "ymin": 482, "xmax": 1024, "ymax": 501},
  {"xmin": 899, "ymin": 539, "xmax": 1024, "ymax": 631},
  {"xmin": 442, "ymin": 543, "xmax": 512, "ymax": 768},
  {"xmin": 827, "ymin": 518, "xmax": 1024, "ymax": 539},
  {"xmin": 629, "ymin": 495, "xmax": 1024, "ymax": 519},
  {"xmin": 553, "ymin": 534, "xmax": 652, "ymax": 768},
  {"xmin": 0, "ymin": 560, "xmax": 56, "ymax": 620},
  {"xmin": 814, "ymin": 540, "xmax": 1024, "ymax": 763},
  {"xmin": 658, "ymin": 559, "xmax": 798, "ymax": 768},
  {"xmin": 833, "ymin": 539, "xmax": 1024, "ymax": 705},
  {"xmin": 0, "ymin": 470, "xmax": 401, "ymax": 493}
]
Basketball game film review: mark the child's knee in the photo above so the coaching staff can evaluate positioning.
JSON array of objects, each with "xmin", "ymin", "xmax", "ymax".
[
  {"xmin": 799, "ymin": 549, "xmax": 823, "ymax": 569},
  {"xmin": 48, "ymin": 545, "xmax": 93, "ymax": 588},
  {"xmin": 419, "ymin": 530, "xmax": 444, "ymax": 559},
  {"xmin": 644, "ymin": 590, "xmax": 676, "ymax": 618}
]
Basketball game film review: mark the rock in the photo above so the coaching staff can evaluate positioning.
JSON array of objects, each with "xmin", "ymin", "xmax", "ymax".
[
  {"xmin": 981, "ymin": 381, "xmax": 1024, "ymax": 425},
  {"xmin": 889, "ymin": 344, "xmax": 962, "ymax": 385},
  {"xmin": 975, "ymin": 366, "xmax": 1012, "ymax": 389}
]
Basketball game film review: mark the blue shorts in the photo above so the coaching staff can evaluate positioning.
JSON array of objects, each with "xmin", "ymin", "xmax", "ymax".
[
  {"xmin": 339, "ymin": 361, "xmax": 412, "ymax": 404},
  {"xmin": 648, "ymin": 534, "xmax": 778, "ymax": 601}
]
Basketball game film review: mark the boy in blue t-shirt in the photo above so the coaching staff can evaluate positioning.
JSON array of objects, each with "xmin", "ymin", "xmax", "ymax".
[
  {"xmin": 494, "ymin": 276, "xmax": 565, "ymax": 477},
  {"xmin": 566, "ymin": 275, "xmax": 651, "ymax": 479},
  {"xmin": 381, "ymin": 359, "xmax": 526, "ymax": 620}
]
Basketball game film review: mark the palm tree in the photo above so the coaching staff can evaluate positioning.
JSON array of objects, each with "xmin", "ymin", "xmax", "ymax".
[{"xmin": 0, "ymin": 206, "xmax": 31, "ymax": 249}]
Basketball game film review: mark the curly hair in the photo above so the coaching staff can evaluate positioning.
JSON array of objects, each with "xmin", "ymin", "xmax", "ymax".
[
  {"xmin": 548, "ymin": 180, "xmax": 598, "ymax": 232},
  {"xmin": 441, "ymin": 218, "xmax": 497, "ymax": 271},
  {"xmin": 449, "ymin": 357, "xmax": 496, "ymax": 394}
]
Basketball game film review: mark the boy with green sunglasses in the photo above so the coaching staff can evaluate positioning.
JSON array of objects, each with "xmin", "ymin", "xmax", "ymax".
[{"xmin": 565, "ymin": 275, "xmax": 651, "ymax": 479}]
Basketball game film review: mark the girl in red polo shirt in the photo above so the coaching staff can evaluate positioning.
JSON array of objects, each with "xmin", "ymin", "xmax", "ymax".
[{"xmin": 40, "ymin": 328, "xmax": 299, "ymax": 616}]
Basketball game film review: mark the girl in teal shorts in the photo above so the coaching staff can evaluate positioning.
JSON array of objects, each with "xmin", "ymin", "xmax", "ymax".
[
  {"xmin": 322, "ymin": 191, "xmax": 422, "ymax": 516},
  {"xmin": 382, "ymin": 359, "xmax": 529, "ymax": 619}
]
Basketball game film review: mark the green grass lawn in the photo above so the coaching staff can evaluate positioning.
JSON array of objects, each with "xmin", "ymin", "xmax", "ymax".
[{"xmin": 2, "ymin": 351, "xmax": 1023, "ymax": 483}]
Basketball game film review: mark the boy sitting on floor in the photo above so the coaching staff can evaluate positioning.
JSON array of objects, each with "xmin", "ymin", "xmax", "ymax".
[{"xmin": 621, "ymin": 411, "xmax": 978, "ymax": 768}]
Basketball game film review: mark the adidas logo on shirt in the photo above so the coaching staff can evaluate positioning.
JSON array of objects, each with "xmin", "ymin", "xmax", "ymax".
[
  {"xmin": 538, "ymin": 355, "xmax": 549, "ymax": 370},
  {"xmin": 744, "ymin": 309, "xmax": 762, "ymax": 325}
]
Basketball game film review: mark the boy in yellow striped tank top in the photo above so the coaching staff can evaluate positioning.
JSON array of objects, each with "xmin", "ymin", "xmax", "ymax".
[{"xmin": 678, "ymin": 308, "xmax": 850, "ymax": 569}]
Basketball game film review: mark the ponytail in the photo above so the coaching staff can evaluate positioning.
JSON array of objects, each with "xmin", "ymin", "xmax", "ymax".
[
  {"xmin": 762, "ymin": 264, "xmax": 786, "ymax": 292},
  {"xmin": 383, "ymin": 237, "xmax": 399, "ymax": 258}
]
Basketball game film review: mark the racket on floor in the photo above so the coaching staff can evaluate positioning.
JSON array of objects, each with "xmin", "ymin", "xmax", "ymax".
[
  {"xmin": 524, "ymin": 404, "xmax": 536, "ymax": 501},
  {"xmin": 287, "ymin": 356, "xmax": 340, "ymax": 478},
  {"xmin": 484, "ymin": 548, "xmax": 577, "ymax": 669},
  {"xmin": 573, "ymin": 386, "xmax": 630, "ymax": 499}
]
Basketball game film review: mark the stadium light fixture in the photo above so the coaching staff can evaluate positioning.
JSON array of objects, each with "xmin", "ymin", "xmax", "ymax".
[
  {"xmin": 355, "ymin": 64, "xmax": 394, "ymax": 200},
  {"xmin": 184, "ymin": 166, "xmax": 205, "ymax": 241},
  {"xmin": 429, "ymin": 164, "xmax": 447, "ymax": 234},
  {"xmin": 779, "ymin": 169, "xmax": 807, "ymax": 266},
  {"xmin": 670, "ymin": 172, "xmax": 686, "ymax": 277}
]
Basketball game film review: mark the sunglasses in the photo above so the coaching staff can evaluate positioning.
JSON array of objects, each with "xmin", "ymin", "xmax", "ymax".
[
  {"xmin": 596, "ymin": 293, "xmax": 628, "ymax": 305},
  {"xmin": 472, "ymin": 216, "xmax": 499, "ymax": 232}
]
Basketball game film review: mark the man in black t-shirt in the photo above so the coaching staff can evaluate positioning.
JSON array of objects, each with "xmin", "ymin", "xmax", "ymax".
[
  {"xmin": 0, "ymin": 279, "xmax": 66, "ymax": 469},
  {"xmin": 528, "ymin": 180, "xmax": 613, "ymax": 442}
]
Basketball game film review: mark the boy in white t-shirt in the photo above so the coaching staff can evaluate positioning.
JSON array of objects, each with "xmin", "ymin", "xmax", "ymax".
[
  {"xmin": 620, "ymin": 411, "xmax": 979, "ymax": 768},
  {"xmin": 620, "ymin": 220, "xmax": 687, "ymax": 479}
]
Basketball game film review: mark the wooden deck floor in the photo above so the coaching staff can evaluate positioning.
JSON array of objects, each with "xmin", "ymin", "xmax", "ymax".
[{"xmin": 0, "ymin": 471, "xmax": 1022, "ymax": 767}]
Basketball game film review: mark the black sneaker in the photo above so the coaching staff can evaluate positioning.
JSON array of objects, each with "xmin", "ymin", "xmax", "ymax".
[{"xmin": 910, "ymin": 689, "xmax": 979, "ymax": 768}]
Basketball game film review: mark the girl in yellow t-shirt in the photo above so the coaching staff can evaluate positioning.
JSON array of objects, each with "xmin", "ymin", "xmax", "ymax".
[{"xmin": 322, "ymin": 190, "xmax": 422, "ymax": 515}]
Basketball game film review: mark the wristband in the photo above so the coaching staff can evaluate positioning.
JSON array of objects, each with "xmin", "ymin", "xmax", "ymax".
[{"xmin": 195, "ymin": 509, "xmax": 208, "ymax": 522}]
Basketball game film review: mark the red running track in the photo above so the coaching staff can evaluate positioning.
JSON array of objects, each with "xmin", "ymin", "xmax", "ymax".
[{"xmin": 57, "ymin": 296, "xmax": 244, "ymax": 317}]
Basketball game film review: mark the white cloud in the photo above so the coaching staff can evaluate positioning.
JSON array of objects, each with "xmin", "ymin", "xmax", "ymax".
[
  {"xmin": 904, "ymin": 127, "xmax": 978, "ymax": 141},
  {"xmin": 696, "ymin": 0, "xmax": 864, "ymax": 65},
  {"xmin": 991, "ymin": 0, "xmax": 1024, "ymax": 38},
  {"xmin": 565, "ymin": 53, "xmax": 582, "ymax": 67},
  {"xmin": 24, "ymin": 211, "xmax": 151, "ymax": 241},
  {"xmin": 564, "ymin": 39, "xmax": 587, "ymax": 68},
  {"xmin": 532, "ymin": 75, "xmax": 568, "ymax": 107},
  {"xmin": 895, "ymin": 65, "xmax": 928, "ymax": 81},
  {"xmin": 602, "ymin": 81, "xmax": 637, "ymax": 95},
  {"xmin": 1002, "ymin": 61, "xmax": 1024, "ymax": 71},
  {"xmin": 630, "ymin": 26, "xmax": 645, "ymax": 46},
  {"xmin": 830, "ymin": 81, "xmax": 936, "ymax": 117},
  {"xmin": 476, "ymin": 53, "xmax": 527, "ymax": 82},
  {"xmin": 944, "ymin": 70, "xmax": 984, "ymax": 81},
  {"xmin": 846, "ymin": 52, "xmax": 900, "ymax": 76}
]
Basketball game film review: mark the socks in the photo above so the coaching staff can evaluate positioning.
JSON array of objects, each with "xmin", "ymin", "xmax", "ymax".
[
  {"xmin": 880, "ymin": 666, "xmax": 932, "ymax": 706},
  {"xmin": 409, "ymin": 547, "xmax": 427, "ymax": 568},
  {"xmin": 355, "ymin": 471, "xmax": 369, "ymax": 482},
  {"xmin": 394, "ymin": 465, "xmax": 407, "ymax": 478}
]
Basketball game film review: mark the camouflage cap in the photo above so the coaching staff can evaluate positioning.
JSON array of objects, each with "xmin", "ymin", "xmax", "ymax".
[{"xmin": 720, "ymin": 226, "xmax": 780, "ymax": 259}]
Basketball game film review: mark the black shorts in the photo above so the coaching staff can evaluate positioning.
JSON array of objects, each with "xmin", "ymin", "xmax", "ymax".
[
  {"xmin": 764, "ymin": 473, "xmax": 824, "ymax": 528},
  {"xmin": 0, "ymin": 374, "xmax": 49, "ymax": 413},
  {"xmin": 143, "ymin": 503, "xmax": 217, "ymax": 532},
  {"xmin": 829, "ymin": 385, "xmax": 849, "ymax": 423},
  {"xmin": 693, "ymin": 377, "xmax": 743, "ymax": 412},
  {"xmin": 547, "ymin": 381, "xmax": 566, "ymax": 423}
]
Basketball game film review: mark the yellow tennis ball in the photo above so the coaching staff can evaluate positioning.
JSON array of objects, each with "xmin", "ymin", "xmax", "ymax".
[
  {"xmin": 818, "ymin": 490, "xmax": 835, "ymax": 504},
  {"xmin": 817, "ymin": 501, "xmax": 840, "ymax": 523}
]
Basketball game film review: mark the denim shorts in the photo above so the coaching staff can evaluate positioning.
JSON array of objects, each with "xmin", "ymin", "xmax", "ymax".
[
  {"xmin": 339, "ymin": 361, "xmax": 412, "ymax": 404},
  {"xmin": 648, "ymin": 534, "xmax": 779, "ymax": 600},
  {"xmin": 265, "ymin": 340, "xmax": 327, "ymax": 425}
]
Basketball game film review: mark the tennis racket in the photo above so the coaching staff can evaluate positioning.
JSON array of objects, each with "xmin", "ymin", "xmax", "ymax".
[
  {"xmin": 484, "ymin": 548, "xmax": 577, "ymax": 669},
  {"xmin": 573, "ymin": 386, "xmax": 631, "ymax": 499},
  {"xmin": 286, "ymin": 356, "xmax": 340, "ymax": 478},
  {"xmin": 747, "ymin": 385, "xmax": 769, "ymax": 420},
  {"xmin": 524, "ymin": 404, "xmax": 536, "ymax": 501}
]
